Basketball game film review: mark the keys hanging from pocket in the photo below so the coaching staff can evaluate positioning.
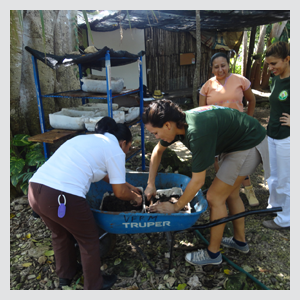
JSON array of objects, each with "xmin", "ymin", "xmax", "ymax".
[{"xmin": 57, "ymin": 194, "xmax": 66, "ymax": 218}]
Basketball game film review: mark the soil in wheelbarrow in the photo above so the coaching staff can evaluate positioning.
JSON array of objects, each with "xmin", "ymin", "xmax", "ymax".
[{"xmin": 101, "ymin": 194, "xmax": 190, "ymax": 213}]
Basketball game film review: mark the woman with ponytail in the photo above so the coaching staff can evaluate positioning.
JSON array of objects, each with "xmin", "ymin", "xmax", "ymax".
[
  {"xmin": 143, "ymin": 99, "xmax": 270, "ymax": 267},
  {"xmin": 28, "ymin": 117, "xmax": 142, "ymax": 290}
]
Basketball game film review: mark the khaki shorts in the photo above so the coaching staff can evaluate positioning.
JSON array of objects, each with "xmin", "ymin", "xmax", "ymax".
[{"xmin": 216, "ymin": 137, "xmax": 268, "ymax": 186}]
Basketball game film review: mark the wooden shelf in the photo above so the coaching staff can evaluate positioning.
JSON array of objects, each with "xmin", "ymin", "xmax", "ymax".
[{"xmin": 28, "ymin": 129, "xmax": 84, "ymax": 144}]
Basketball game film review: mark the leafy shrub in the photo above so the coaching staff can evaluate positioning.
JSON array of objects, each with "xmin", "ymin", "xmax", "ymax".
[{"xmin": 10, "ymin": 134, "xmax": 46, "ymax": 195}]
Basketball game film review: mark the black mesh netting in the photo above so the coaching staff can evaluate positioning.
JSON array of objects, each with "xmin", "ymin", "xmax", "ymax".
[
  {"xmin": 25, "ymin": 46, "xmax": 145, "ymax": 71},
  {"xmin": 77, "ymin": 10, "xmax": 290, "ymax": 32}
]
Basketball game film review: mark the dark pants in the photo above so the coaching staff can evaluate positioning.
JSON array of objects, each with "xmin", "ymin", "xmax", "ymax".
[{"xmin": 28, "ymin": 182, "xmax": 103, "ymax": 290}]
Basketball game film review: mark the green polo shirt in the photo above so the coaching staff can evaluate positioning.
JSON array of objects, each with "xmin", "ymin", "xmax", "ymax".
[
  {"xmin": 267, "ymin": 76, "xmax": 290, "ymax": 139},
  {"xmin": 160, "ymin": 105, "xmax": 266, "ymax": 173}
]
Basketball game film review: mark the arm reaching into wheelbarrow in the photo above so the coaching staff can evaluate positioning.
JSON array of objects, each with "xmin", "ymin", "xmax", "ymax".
[
  {"xmin": 144, "ymin": 141, "xmax": 167, "ymax": 200},
  {"xmin": 144, "ymin": 140, "xmax": 206, "ymax": 214},
  {"xmin": 102, "ymin": 175, "xmax": 143, "ymax": 206},
  {"xmin": 149, "ymin": 170, "xmax": 206, "ymax": 214}
]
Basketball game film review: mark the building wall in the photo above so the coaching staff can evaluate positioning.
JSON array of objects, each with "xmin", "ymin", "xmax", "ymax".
[
  {"xmin": 89, "ymin": 28, "xmax": 147, "ymax": 89},
  {"xmin": 144, "ymin": 27, "xmax": 221, "ymax": 93}
]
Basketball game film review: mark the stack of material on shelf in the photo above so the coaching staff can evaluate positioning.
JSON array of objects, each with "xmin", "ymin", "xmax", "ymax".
[
  {"xmin": 49, "ymin": 103, "xmax": 139, "ymax": 131},
  {"xmin": 81, "ymin": 74, "xmax": 124, "ymax": 94}
]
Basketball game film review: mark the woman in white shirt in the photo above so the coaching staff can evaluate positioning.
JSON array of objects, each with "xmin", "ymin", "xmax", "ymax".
[{"xmin": 28, "ymin": 117, "xmax": 142, "ymax": 290}]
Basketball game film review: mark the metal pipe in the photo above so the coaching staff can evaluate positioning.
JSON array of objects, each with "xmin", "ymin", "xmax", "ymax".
[{"xmin": 179, "ymin": 207, "xmax": 282, "ymax": 232}]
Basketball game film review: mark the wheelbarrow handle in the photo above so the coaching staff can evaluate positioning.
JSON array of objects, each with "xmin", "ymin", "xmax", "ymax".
[{"xmin": 186, "ymin": 206, "xmax": 282, "ymax": 231}]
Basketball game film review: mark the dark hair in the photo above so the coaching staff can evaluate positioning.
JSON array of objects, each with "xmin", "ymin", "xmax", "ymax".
[
  {"xmin": 95, "ymin": 116, "xmax": 132, "ymax": 144},
  {"xmin": 142, "ymin": 99, "xmax": 187, "ymax": 129},
  {"xmin": 210, "ymin": 52, "xmax": 229, "ymax": 66},
  {"xmin": 266, "ymin": 41, "xmax": 290, "ymax": 60}
]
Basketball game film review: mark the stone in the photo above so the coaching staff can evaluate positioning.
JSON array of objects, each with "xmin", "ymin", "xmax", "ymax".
[
  {"xmin": 20, "ymin": 268, "xmax": 30, "ymax": 277},
  {"xmin": 14, "ymin": 205, "xmax": 24, "ymax": 211},
  {"xmin": 17, "ymin": 198, "xmax": 29, "ymax": 205},
  {"xmin": 38, "ymin": 256, "xmax": 47, "ymax": 265},
  {"xmin": 28, "ymin": 245, "xmax": 50, "ymax": 258},
  {"xmin": 187, "ymin": 275, "xmax": 201, "ymax": 287},
  {"xmin": 54, "ymin": 280, "xmax": 60, "ymax": 288},
  {"xmin": 166, "ymin": 277, "xmax": 176, "ymax": 287}
]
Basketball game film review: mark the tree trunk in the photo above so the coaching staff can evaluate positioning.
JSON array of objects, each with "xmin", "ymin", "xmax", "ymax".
[
  {"xmin": 252, "ymin": 25, "xmax": 267, "ymax": 90},
  {"xmin": 192, "ymin": 10, "xmax": 201, "ymax": 108},
  {"xmin": 261, "ymin": 21, "xmax": 288, "ymax": 90},
  {"xmin": 10, "ymin": 10, "xmax": 29, "ymax": 135},
  {"xmin": 245, "ymin": 27, "xmax": 256, "ymax": 80},
  {"xmin": 10, "ymin": 10, "xmax": 80, "ymax": 139},
  {"xmin": 241, "ymin": 31, "xmax": 248, "ymax": 77}
]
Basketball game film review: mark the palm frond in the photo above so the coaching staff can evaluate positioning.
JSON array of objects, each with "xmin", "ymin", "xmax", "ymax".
[{"xmin": 82, "ymin": 10, "xmax": 94, "ymax": 45}]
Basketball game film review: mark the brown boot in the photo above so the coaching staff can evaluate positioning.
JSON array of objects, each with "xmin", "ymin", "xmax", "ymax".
[{"xmin": 244, "ymin": 185, "xmax": 259, "ymax": 206}]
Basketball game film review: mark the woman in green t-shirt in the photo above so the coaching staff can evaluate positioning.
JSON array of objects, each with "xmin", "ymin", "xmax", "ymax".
[
  {"xmin": 262, "ymin": 42, "xmax": 290, "ymax": 230},
  {"xmin": 142, "ymin": 99, "xmax": 269, "ymax": 266}
]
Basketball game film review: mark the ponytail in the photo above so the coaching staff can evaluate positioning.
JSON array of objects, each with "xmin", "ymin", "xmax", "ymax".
[
  {"xmin": 266, "ymin": 41, "xmax": 290, "ymax": 60},
  {"xmin": 95, "ymin": 116, "xmax": 132, "ymax": 144}
]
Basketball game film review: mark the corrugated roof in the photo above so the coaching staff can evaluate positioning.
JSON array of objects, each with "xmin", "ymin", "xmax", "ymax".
[{"xmin": 78, "ymin": 10, "xmax": 290, "ymax": 32}]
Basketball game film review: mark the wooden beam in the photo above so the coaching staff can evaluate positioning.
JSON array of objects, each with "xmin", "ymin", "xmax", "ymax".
[{"xmin": 246, "ymin": 26, "xmax": 256, "ymax": 80}]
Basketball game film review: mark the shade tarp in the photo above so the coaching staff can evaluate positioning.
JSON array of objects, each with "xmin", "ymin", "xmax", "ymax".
[{"xmin": 78, "ymin": 10, "xmax": 290, "ymax": 32}]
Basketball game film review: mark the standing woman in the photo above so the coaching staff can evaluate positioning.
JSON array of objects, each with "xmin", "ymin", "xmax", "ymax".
[
  {"xmin": 262, "ymin": 41, "xmax": 290, "ymax": 230},
  {"xmin": 28, "ymin": 117, "xmax": 142, "ymax": 289},
  {"xmin": 199, "ymin": 52, "xmax": 259, "ymax": 206}
]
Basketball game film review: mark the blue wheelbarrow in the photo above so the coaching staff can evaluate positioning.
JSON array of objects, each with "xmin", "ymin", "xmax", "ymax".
[{"xmin": 86, "ymin": 172, "xmax": 281, "ymax": 273}]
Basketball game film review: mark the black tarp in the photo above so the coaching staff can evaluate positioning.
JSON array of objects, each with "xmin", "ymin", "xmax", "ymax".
[
  {"xmin": 25, "ymin": 46, "xmax": 145, "ymax": 71},
  {"xmin": 78, "ymin": 10, "xmax": 290, "ymax": 32}
]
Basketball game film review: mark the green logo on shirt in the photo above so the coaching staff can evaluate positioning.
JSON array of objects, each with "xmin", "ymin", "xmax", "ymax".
[{"xmin": 278, "ymin": 90, "xmax": 288, "ymax": 101}]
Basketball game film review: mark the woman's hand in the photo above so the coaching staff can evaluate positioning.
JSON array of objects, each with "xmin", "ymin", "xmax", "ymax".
[
  {"xmin": 280, "ymin": 113, "xmax": 290, "ymax": 127},
  {"xmin": 149, "ymin": 201, "xmax": 177, "ymax": 214},
  {"xmin": 243, "ymin": 87, "xmax": 256, "ymax": 117},
  {"xmin": 131, "ymin": 191, "xmax": 143, "ymax": 207},
  {"xmin": 144, "ymin": 185, "xmax": 157, "ymax": 201}
]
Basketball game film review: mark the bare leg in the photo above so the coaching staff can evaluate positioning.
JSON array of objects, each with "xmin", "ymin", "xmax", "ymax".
[
  {"xmin": 226, "ymin": 185, "xmax": 246, "ymax": 242},
  {"xmin": 206, "ymin": 175, "xmax": 247, "ymax": 253},
  {"xmin": 242, "ymin": 176, "xmax": 251, "ymax": 187}
]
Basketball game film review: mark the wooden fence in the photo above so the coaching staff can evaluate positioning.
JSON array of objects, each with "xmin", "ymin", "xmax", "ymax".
[{"xmin": 144, "ymin": 27, "xmax": 221, "ymax": 93}]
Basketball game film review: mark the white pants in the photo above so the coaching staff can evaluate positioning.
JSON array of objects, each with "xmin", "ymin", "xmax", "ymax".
[{"xmin": 267, "ymin": 136, "xmax": 290, "ymax": 227}]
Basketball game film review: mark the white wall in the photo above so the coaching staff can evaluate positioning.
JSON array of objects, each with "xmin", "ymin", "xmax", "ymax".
[{"xmin": 90, "ymin": 28, "xmax": 147, "ymax": 89}]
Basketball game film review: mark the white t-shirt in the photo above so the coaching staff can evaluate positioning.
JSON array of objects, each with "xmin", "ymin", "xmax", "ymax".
[{"xmin": 29, "ymin": 133, "xmax": 126, "ymax": 198}]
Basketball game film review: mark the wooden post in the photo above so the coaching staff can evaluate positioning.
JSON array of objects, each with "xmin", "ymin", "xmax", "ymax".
[
  {"xmin": 192, "ymin": 10, "xmax": 201, "ymax": 108},
  {"xmin": 244, "ymin": 27, "xmax": 256, "ymax": 107},
  {"xmin": 241, "ymin": 31, "xmax": 248, "ymax": 78},
  {"xmin": 245, "ymin": 26, "xmax": 256, "ymax": 80}
]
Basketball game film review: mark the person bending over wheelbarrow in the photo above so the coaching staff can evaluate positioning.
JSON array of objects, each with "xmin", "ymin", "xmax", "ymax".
[
  {"xmin": 142, "ymin": 99, "xmax": 270, "ymax": 266},
  {"xmin": 28, "ymin": 117, "xmax": 142, "ymax": 290}
]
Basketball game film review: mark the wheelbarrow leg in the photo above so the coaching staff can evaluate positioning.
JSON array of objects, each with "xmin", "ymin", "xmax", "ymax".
[
  {"xmin": 165, "ymin": 232, "xmax": 175, "ymax": 270},
  {"xmin": 126, "ymin": 234, "xmax": 168, "ymax": 274}
]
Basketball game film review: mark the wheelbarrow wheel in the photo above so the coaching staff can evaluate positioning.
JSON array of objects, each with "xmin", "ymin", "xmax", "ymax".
[{"xmin": 98, "ymin": 226, "xmax": 117, "ymax": 258}]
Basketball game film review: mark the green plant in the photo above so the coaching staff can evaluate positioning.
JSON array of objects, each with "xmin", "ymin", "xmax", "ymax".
[{"xmin": 10, "ymin": 134, "xmax": 46, "ymax": 195}]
